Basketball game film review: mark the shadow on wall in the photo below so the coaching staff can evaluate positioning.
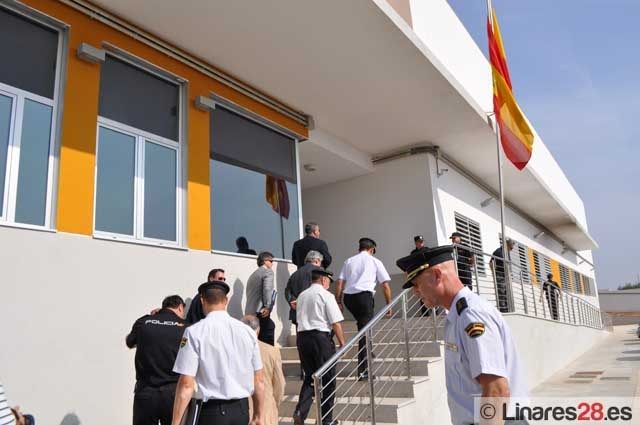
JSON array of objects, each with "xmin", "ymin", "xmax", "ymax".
[
  {"xmin": 275, "ymin": 261, "xmax": 292, "ymax": 345},
  {"xmin": 60, "ymin": 413, "xmax": 81, "ymax": 425},
  {"xmin": 228, "ymin": 278, "xmax": 245, "ymax": 319}
]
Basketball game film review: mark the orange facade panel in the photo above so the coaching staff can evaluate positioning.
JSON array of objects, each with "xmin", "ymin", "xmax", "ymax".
[{"xmin": 21, "ymin": 0, "xmax": 308, "ymax": 250}]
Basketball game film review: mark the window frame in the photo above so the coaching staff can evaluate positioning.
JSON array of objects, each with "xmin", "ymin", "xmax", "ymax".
[
  {"xmin": 208, "ymin": 97, "xmax": 303, "ymax": 260},
  {"xmin": 454, "ymin": 212, "xmax": 486, "ymax": 276},
  {"xmin": 0, "ymin": 4, "xmax": 66, "ymax": 231},
  {"xmin": 93, "ymin": 117, "xmax": 182, "ymax": 248}
]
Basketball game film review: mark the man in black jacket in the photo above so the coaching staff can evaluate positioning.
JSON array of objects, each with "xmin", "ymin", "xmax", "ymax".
[
  {"xmin": 292, "ymin": 222, "xmax": 332, "ymax": 269},
  {"xmin": 126, "ymin": 295, "xmax": 187, "ymax": 425},
  {"xmin": 285, "ymin": 250, "xmax": 323, "ymax": 325},
  {"xmin": 185, "ymin": 268, "xmax": 225, "ymax": 324}
]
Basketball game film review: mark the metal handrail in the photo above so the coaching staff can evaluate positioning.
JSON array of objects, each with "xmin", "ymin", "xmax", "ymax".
[
  {"xmin": 314, "ymin": 288, "xmax": 412, "ymax": 379},
  {"xmin": 309, "ymin": 245, "xmax": 604, "ymax": 425}
]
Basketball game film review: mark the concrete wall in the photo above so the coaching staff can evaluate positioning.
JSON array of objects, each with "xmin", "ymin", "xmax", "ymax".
[
  {"xmin": 598, "ymin": 291, "xmax": 640, "ymax": 325},
  {"xmin": 0, "ymin": 226, "xmax": 295, "ymax": 425},
  {"xmin": 504, "ymin": 314, "xmax": 609, "ymax": 388}
]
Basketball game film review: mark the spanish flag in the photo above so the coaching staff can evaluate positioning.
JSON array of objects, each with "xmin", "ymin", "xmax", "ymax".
[
  {"xmin": 266, "ymin": 175, "xmax": 290, "ymax": 219},
  {"xmin": 488, "ymin": 6, "xmax": 534, "ymax": 170}
]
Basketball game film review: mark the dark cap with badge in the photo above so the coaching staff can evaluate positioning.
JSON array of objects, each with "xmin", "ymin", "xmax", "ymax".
[
  {"xmin": 311, "ymin": 267, "xmax": 334, "ymax": 281},
  {"xmin": 450, "ymin": 232, "xmax": 463, "ymax": 239},
  {"xmin": 396, "ymin": 245, "xmax": 455, "ymax": 289},
  {"xmin": 414, "ymin": 235, "xmax": 424, "ymax": 242},
  {"xmin": 198, "ymin": 280, "xmax": 230, "ymax": 295}
]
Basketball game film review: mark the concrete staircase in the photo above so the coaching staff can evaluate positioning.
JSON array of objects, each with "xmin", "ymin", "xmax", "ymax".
[{"xmin": 278, "ymin": 318, "xmax": 449, "ymax": 425}]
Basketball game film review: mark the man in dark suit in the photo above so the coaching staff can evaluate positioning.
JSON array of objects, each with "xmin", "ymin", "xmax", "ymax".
[{"xmin": 292, "ymin": 222, "xmax": 332, "ymax": 269}]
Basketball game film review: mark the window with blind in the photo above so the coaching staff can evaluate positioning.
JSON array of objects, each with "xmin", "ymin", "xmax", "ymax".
[
  {"xmin": 94, "ymin": 55, "xmax": 182, "ymax": 245},
  {"xmin": 572, "ymin": 270, "xmax": 583, "ymax": 294},
  {"xmin": 559, "ymin": 264, "xmax": 570, "ymax": 291},
  {"xmin": 0, "ymin": 6, "xmax": 61, "ymax": 228},
  {"xmin": 514, "ymin": 242, "xmax": 531, "ymax": 284},
  {"xmin": 210, "ymin": 106, "xmax": 299, "ymax": 259},
  {"xmin": 454, "ymin": 212, "xmax": 485, "ymax": 275}
]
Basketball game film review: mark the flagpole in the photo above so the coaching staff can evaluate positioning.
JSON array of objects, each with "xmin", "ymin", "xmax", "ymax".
[{"xmin": 487, "ymin": 0, "xmax": 513, "ymax": 312}]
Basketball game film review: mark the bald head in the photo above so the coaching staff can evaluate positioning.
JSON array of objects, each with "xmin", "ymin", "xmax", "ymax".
[{"xmin": 411, "ymin": 260, "xmax": 463, "ymax": 309}]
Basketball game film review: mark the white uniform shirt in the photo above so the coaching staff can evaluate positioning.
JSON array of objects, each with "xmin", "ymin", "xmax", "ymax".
[
  {"xmin": 173, "ymin": 310, "xmax": 262, "ymax": 401},
  {"xmin": 444, "ymin": 287, "xmax": 528, "ymax": 425},
  {"xmin": 338, "ymin": 251, "xmax": 391, "ymax": 294},
  {"xmin": 296, "ymin": 283, "xmax": 344, "ymax": 333}
]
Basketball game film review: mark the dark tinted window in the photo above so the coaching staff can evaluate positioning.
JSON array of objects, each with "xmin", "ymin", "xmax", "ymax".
[
  {"xmin": 0, "ymin": 8, "xmax": 58, "ymax": 98},
  {"xmin": 210, "ymin": 107, "xmax": 296, "ymax": 182},
  {"xmin": 99, "ymin": 56, "xmax": 179, "ymax": 140}
]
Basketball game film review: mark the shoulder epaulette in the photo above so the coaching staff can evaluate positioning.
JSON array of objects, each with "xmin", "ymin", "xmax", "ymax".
[{"xmin": 456, "ymin": 297, "xmax": 468, "ymax": 315}]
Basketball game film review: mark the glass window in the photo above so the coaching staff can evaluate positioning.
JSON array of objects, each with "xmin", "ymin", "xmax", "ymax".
[
  {"xmin": 95, "ymin": 127, "xmax": 136, "ymax": 235},
  {"xmin": 14, "ymin": 99, "xmax": 53, "ymax": 225},
  {"xmin": 210, "ymin": 106, "xmax": 300, "ymax": 258},
  {"xmin": 0, "ymin": 8, "xmax": 58, "ymax": 99},
  {"xmin": 144, "ymin": 141, "xmax": 176, "ymax": 241},
  {"xmin": 94, "ymin": 56, "xmax": 181, "ymax": 245},
  {"xmin": 0, "ymin": 7, "xmax": 60, "ymax": 229},
  {"xmin": 99, "ymin": 56, "xmax": 179, "ymax": 140},
  {"xmin": 0, "ymin": 94, "xmax": 12, "ymax": 215}
]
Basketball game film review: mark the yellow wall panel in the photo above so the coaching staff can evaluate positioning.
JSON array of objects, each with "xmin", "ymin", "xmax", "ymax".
[
  {"xmin": 527, "ymin": 248, "xmax": 538, "ymax": 285},
  {"xmin": 550, "ymin": 259, "xmax": 560, "ymax": 283},
  {"xmin": 21, "ymin": 0, "xmax": 308, "ymax": 249}
]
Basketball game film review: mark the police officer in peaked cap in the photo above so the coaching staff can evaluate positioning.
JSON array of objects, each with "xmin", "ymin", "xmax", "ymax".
[
  {"xmin": 171, "ymin": 280, "xmax": 265, "ymax": 425},
  {"xmin": 397, "ymin": 246, "xmax": 528, "ymax": 425}
]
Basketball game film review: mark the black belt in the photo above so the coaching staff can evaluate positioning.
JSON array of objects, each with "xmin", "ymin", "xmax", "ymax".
[
  {"xmin": 298, "ymin": 329, "xmax": 331, "ymax": 336},
  {"xmin": 202, "ymin": 397, "xmax": 248, "ymax": 407}
]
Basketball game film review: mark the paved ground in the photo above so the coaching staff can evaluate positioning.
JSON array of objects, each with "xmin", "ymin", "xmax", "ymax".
[{"xmin": 532, "ymin": 325, "xmax": 640, "ymax": 398}]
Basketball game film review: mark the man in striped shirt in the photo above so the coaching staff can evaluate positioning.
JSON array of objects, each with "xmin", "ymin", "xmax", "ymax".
[{"xmin": 0, "ymin": 383, "xmax": 24, "ymax": 425}]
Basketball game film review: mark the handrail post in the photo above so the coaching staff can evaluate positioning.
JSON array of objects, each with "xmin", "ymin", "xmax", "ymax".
[
  {"xmin": 530, "ymin": 281, "xmax": 537, "ymax": 317},
  {"xmin": 366, "ymin": 328, "xmax": 376, "ymax": 424},
  {"xmin": 540, "ymin": 284, "xmax": 547, "ymax": 319},
  {"xmin": 491, "ymin": 267, "xmax": 501, "ymax": 311},
  {"xmin": 473, "ymin": 256, "xmax": 481, "ymax": 296},
  {"xmin": 402, "ymin": 292, "xmax": 412, "ymax": 380},
  {"xmin": 562, "ymin": 294, "xmax": 567, "ymax": 323},
  {"xmin": 519, "ymin": 272, "xmax": 527, "ymax": 315},
  {"xmin": 313, "ymin": 373, "xmax": 323, "ymax": 425},
  {"xmin": 431, "ymin": 307, "xmax": 438, "ymax": 342},
  {"xmin": 571, "ymin": 298, "xmax": 576, "ymax": 324},
  {"xmin": 506, "ymin": 261, "xmax": 515, "ymax": 312}
]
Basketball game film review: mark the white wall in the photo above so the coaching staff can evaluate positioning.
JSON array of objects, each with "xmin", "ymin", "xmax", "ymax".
[
  {"xmin": 0, "ymin": 226, "xmax": 295, "ymax": 425},
  {"xmin": 598, "ymin": 291, "xmax": 640, "ymax": 312},
  {"xmin": 302, "ymin": 154, "xmax": 435, "ymax": 276},
  {"xmin": 504, "ymin": 314, "xmax": 609, "ymax": 388},
  {"xmin": 426, "ymin": 154, "xmax": 598, "ymax": 298}
]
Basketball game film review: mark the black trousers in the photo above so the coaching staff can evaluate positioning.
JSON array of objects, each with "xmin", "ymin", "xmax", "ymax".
[
  {"xmin": 197, "ymin": 398, "xmax": 249, "ymax": 425},
  {"xmin": 495, "ymin": 278, "xmax": 510, "ymax": 313},
  {"xmin": 458, "ymin": 266, "xmax": 473, "ymax": 291},
  {"xmin": 344, "ymin": 291, "xmax": 374, "ymax": 375},
  {"xmin": 546, "ymin": 294, "xmax": 560, "ymax": 320},
  {"xmin": 133, "ymin": 383, "xmax": 176, "ymax": 425},
  {"xmin": 258, "ymin": 315, "xmax": 275, "ymax": 346},
  {"xmin": 295, "ymin": 330, "xmax": 336, "ymax": 424}
]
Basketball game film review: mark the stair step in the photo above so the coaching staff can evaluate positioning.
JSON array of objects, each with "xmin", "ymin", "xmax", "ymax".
[
  {"xmin": 280, "ymin": 341, "xmax": 440, "ymax": 361},
  {"xmin": 282, "ymin": 358, "xmax": 431, "ymax": 378},
  {"xmin": 283, "ymin": 376, "xmax": 419, "ymax": 397},
  {"xmin": 279, "ymin": 395, "xmax": 409, "ymax": 423}
]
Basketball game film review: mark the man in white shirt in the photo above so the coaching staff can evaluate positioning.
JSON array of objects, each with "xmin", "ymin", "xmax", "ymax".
[
  {"xmin": 171, "ymin": 281, "xmax": 265, "ymax": 425},
  {"xmin": 335, "ymin": 237, "xmax": 392, "ymax": 380},
  {"xmin": 293, "ymin": 268, "xmax": 345, "ymax": 425}
]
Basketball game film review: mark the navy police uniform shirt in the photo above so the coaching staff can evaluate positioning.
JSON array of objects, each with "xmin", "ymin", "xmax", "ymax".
[
  {"xmin": 444, "ymin": 287, "xmax": 527, "ymax": 425},
  {"xmin": 126, "ymin": 308, "xmax": 187, "ymax": 388}
]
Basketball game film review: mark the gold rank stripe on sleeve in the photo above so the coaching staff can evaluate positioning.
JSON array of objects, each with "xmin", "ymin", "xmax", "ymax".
[{"xmin": 464, "ymin": 322, "xmax": 485, "ymax": 338}]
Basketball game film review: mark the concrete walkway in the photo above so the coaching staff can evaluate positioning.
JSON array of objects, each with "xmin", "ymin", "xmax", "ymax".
[{"xmin": 532, "ymin": 325, "xmax": 640, "ymax": 397}]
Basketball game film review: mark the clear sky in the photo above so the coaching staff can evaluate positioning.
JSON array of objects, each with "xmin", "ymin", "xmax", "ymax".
[{"xmin": 446, "ymin": 0, "xmax": 640, "ymax": 289}]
